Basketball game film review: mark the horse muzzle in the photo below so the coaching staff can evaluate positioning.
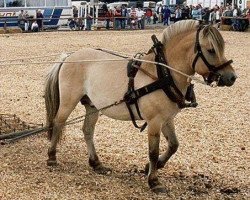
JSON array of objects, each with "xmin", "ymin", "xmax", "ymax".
[{"xmin": 217, "ymin": 72, "xmax": 237, "ymax": 87}]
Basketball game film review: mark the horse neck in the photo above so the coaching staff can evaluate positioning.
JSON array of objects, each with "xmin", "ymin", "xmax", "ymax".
[
  {"xmin": 141, "ymin": 42, "xmax": 194, "ymax": 94},
  {"xmin": 164, "ymin": 31, "xmax": 196, "ymax": 93}
]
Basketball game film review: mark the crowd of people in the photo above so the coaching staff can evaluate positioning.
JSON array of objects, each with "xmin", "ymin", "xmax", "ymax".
[
  {"xmin": 68, "ymin": 3, "xmax": 250, "ymax": 31},
  {"xmin": 17, "ymin": 3, "xmax": 250, "ymax": 32},
  {"xmin": 18, "ymin": 9, "xmax": 44, "ymax": 32}
]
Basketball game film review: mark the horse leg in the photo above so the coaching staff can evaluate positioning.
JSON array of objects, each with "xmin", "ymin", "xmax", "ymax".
[
  {"xmin": 83, "ymin": 104, "xmax": 111, "ymax": 175},
  {"xmin": 145, "ymin": 119, "xmax": 179, "ymax": 173},
  {"xmin": 158, "ymin": 120, "xmax": 179, "ymax": 168},
  {"xmin": 47, "ymin": 119, "xmax": 64, "ymax": 166},
  {"xmin": 47, "ymin": 102, "xmax": 79, "ymax": 166},
  {"xmin": 147, "ymin": 120, "xmax": 167, "ymax": 194}
]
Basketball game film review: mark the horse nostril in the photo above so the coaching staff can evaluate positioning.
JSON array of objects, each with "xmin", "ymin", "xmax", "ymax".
[{"xmin": 231, "ymin": 75, "xmax": 236, "ymax": 83}]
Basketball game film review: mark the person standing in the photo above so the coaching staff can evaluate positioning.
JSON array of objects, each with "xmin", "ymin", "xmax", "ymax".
[
  {"xmin": 73, "ymin": 6, "xmax": 78, "ymax": 18},
  {"xmin": 105, "ymin": 8, "xmax": 113, "ymax": 30},
  {"xmin": 136, "ymin": 7, "xmax": 145, "ymax": 29},
  {"xmin": 175, "ymin": 6, "xmax": 182, "ymax": 22},
  {"xmin": 163, "ymin": 6, "xmax": 170, "ymax": 26},
  {"xmin": 129, "ymin": 7, "xmax": 137, "ymax": 29},
  {"xmin": 114, "ymin": 6, "xmax": 122, "ymax": 30},
  {"xmin": 157, "ymin": 4, "xmax": 163, "ymax": 23},
  {"xmin": 36, "ymin": 9, "xmax": 43, "ymax": 31},
  {"xmin": 121, "ymin": 5, "xmax": 128, "ymax": 29},
  {"xmin": 145, "ymin": 7, "xmax": 152, "ymax": 24},
  {"xmin": 18, "ymin": 10, "xmax": 26, "ymax": 30}
]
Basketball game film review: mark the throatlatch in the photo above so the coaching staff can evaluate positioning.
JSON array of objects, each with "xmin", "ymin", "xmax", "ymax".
[{"xmin": 124, "ymin": 35, "xmax": 198, "ymax": 132}]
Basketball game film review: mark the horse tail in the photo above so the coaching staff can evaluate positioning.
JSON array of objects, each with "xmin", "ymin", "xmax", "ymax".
[{"xmin": 44, "ymin": 53, "xmax": 68, "ymax": 140}]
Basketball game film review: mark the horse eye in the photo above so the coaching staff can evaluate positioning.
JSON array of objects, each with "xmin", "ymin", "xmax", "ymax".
[{"xmin": 207, "ymin": 49, "xmax": 216, "ymax": 54}]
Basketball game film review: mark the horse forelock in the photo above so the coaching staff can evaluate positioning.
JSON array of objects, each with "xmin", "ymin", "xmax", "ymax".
[
  {"xmin": 201, "ymin": 26, "xmax": 225, "ymax": 60},
  {"xmin": 161, "ymin": 20, "xmax": 200, "ymax": 46}
]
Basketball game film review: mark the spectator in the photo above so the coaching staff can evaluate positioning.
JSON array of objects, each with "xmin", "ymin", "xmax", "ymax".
[
  {"xmin": 157, "ymin": 4, "xmax": 163, "ymax": 23},
  {"xmin": 153, "ymin": 12, "xmax": 158, "ymax": 24},
  {"xmin": 114, "ymin": 6, "xmax": 122, "ymax": 30},
  {"xmin": 136, "ymin": 7, "xmax": 144, "ymax": 29},
  {"xmin": 233, "ymin": 5, "xmax": 238, "ymax": 17},
  {"xmin": 69, "ymin": 18, "xmax": 77, "ymax": 30},
  {"xmin": 24, "ymin": 11, "xmax": 29, "ymax": 31},
  {"xmin": 76, "ymin": 17, "xmax": 84, "ymax": 30},
  {"xmin": 215, "ymin": 7, "xmax": 221, "ymax": 24},
  {"xmin": 73, "ymin": 6, "xmax": 78, "ymax": 18},
  {"xmin": 163, "ymin": 5, "xmax": 171, "ymax": 26},
  {"xmin": 31, "ymin": 20, "xmax": 39, "ymax": 32},
  {"xmin": 105, "ymin": 8, "xmax": 113, "ymax": 30},
  {"xmin": 145, "ymin": 7, "xmax": 153, "ymax": 24},
  {"xmin": 202, "ymin": 8, "xmax": 210, "ymax": 24},
  {"xmin": 36, "ymin": 9, "xmax": 43, "ymax": 31},
  {"xmin": 18, "ymin": 10, "xmax": 26, "ymax": 30},
  {"xmin": 222, "ymin": 6, "xmax": 233, "ymax": 17},
  {"xmin": 129, "ymin": 7, "xmax": 137, "ymax": 29},
  {"xmin": 175, "ymin": 6, "xmax": 182, "ymax": 22},
  {"xmin": 102, "ymin": 3, "xmax": 108, "ymax": 13},
  {"xmin": 182, "ymin": 6, "xmax": 190, "ymax": 19},
  {"xmin": 121, "ymin": 5, "xmax": 128, "ymax": 29},
  {"xmin": 192, "ymin": 5, "xmax": 202, "ymax": 20},
  {"xmin": 86, "ymin": 9, "xmax": 93, "ymax": 31}
]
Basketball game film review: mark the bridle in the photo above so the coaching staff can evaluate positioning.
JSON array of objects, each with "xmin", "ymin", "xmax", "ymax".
[{"xmin": 192, "ymin": 26, "xmax": 233, "ymax": 85}]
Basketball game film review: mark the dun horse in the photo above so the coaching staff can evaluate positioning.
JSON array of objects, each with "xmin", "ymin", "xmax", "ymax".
[{"xmin": 44, "ymin": 20, "xmax": 236, "ymax": 193}]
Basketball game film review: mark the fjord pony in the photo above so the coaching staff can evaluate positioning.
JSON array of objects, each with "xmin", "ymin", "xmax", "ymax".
[{"xmin": 44, "ymin": 20, "xmax": 236, "ymax": 193}]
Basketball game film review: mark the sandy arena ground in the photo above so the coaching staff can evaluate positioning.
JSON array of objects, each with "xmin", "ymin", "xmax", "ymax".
[{"xmin": 0, "ymin": 27, "xmax": 249, "ymax": 200}]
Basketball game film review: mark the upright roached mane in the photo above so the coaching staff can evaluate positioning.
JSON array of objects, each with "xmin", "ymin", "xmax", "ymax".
[
  {"xmin": 162, "ymin": 20, "xmax": 225, "ymax": 60},
  {"xmin": 44, "ymin": 20, "xmax": 236, "ymax": 194}
]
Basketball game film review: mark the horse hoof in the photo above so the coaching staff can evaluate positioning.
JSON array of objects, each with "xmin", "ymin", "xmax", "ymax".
[
  {"xmin": 151, "ymin": 185, "xmax": 167, "ymax": 194},
  {"xmin": 94, "ymin": 165, "xmax": 112, "ymax": 175},
  {"xmin": 47, "ymin": 159, "xmax": 57, "ymax": 166}
]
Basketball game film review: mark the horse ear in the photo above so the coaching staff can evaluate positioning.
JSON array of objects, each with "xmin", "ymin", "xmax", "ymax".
[
  {"xmin": 202, "ymin": 25, "xmax": 211, "ymax": 37},
  {"xmin": 212, "ymin": 23, "xmax": 220, "ymax": 29}
]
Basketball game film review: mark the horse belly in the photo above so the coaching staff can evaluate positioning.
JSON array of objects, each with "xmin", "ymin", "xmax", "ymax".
[{"xmin": 85, "ymin": 61, "xmax": 133, "ymax": 120}]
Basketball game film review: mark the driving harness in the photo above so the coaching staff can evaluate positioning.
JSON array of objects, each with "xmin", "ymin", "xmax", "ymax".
[
  {"xmin": 96, "ymin": 25, "xmax": 233, "ymax": 132},
  {"xmin": 124, "ymin": 35, "xmax": 197, "ymax": 132}
]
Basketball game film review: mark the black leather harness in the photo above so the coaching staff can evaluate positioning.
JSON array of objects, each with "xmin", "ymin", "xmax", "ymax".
[{"xmin": 124, "ymin": 35, "xmax": 197, "ymax": 131}]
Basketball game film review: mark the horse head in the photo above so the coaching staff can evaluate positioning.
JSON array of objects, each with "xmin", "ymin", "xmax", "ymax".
[
  {"xmin": 161, "ymin": 20, "xmax": 236, "ymax": 87},
  {"xmin": 192, "ymin": 24, "xmax": 237, "ymax": 87}
]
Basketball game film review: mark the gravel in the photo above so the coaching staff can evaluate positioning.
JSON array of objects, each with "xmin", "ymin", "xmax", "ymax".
[{"xmin": 0, "ymin": 28, "xmax": 249, "ymax": 200}]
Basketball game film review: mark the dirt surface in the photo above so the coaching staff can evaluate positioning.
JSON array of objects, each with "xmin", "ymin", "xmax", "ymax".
[{"xmin": 0, "ymin": 28, "xmax": 249, "ymax": 200}]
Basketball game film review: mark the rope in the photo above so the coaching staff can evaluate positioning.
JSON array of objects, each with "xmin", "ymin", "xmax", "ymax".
[
  {"xmin": 0, "ymin": 99, "xmax": 125, "ymax": 144},
  {"xmin": 0, "ymin": 52, "xmax": 75, "ymax": 63},
  {"xmin": 0, "ymin": 57, "xmax": 207, "ymax": 85},
  {"xmin": 0, "ymin": 49, "xmax": 209, "ymax": 144},
  {"xmin": 0, "ymin": 58, "xmax": 128, "ymax": 66}
]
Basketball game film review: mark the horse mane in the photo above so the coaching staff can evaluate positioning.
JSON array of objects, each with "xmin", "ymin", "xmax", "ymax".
[
  {"xmin": 161, "ymin": 20, "xmax": 225, "ymax": 60},
  {"xmin": 201, "ymin": 25, "xmax": 225, "ymax": 59},
  {"xmin": 161, "ymin": 20, "xmax": 199, "ymax": 45}
]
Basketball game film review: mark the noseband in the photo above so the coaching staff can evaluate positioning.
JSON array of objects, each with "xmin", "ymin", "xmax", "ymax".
[{"xmin": 192, "ymin": 26, "xmax": 233, "ymax": 84}]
